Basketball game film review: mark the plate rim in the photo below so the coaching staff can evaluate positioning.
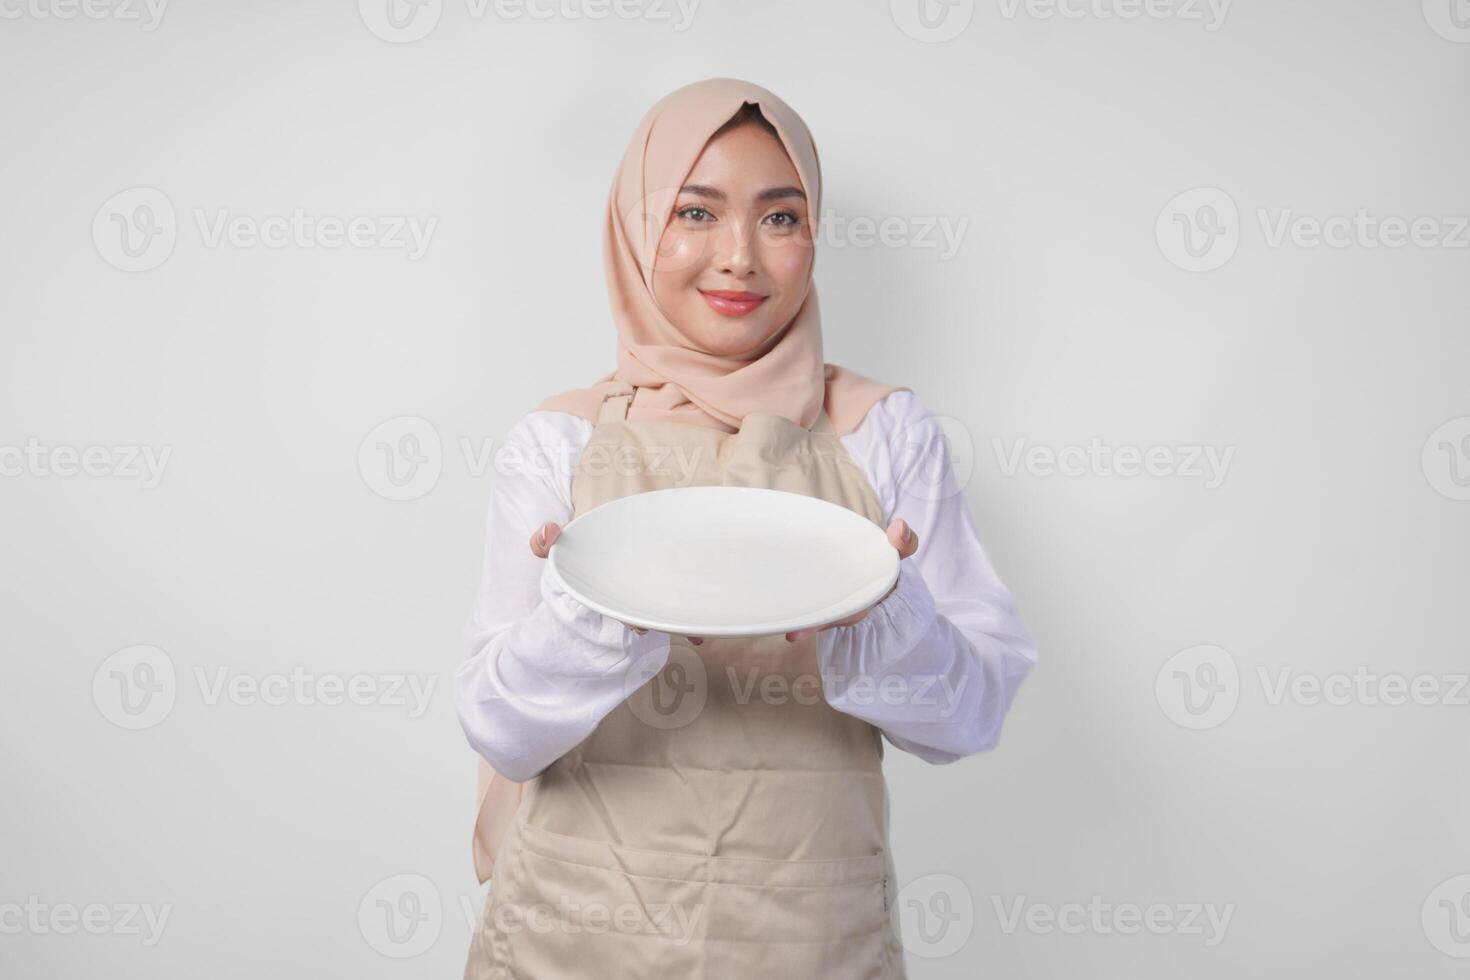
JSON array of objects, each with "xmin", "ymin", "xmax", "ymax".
[{"xmin": 546, "ymin": 485, "xmax": 900, "ymax": 637}]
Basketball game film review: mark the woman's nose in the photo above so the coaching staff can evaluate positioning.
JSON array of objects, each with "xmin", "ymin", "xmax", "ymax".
[{"xmin": 713, "ymin": 221, "xmax": 758, "ymax": 277}]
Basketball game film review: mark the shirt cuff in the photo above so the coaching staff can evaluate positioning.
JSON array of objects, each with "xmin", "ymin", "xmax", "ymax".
[
  {"xmin": 819, "ymin": 559, "xmax": 938, "ymax": 676},
  {"xmin": 495, "ymin": 562, "xmax": 671, "ymax": 694}
]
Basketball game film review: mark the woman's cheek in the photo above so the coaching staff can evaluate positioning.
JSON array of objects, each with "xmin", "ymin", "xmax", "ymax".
[
  {"xmin": 765, "ymin": 233, "xmax": 813, "ymax": 276},
  {"xmin": 653, "ymin": 230, "xmax": 710, "ymax": 277}
]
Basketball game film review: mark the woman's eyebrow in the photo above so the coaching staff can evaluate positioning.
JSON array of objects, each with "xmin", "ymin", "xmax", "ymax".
[{"xmin": 679, "ymin": 183, "xmax": 806, "ymax": 203}]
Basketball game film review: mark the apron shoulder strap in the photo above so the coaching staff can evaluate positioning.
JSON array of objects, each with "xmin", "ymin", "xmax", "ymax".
[{"xmin": 597, "ymin": 386, "xmax": 635, "ymax": 424}]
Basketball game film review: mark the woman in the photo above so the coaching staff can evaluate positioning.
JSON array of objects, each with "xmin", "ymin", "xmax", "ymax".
[{"xmin": 456, "ymin": 77, "xmax": 1037, "ymax": 978}]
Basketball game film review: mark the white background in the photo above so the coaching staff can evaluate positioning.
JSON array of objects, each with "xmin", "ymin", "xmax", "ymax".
[{"xmin": 2, "ymin": 0, "xmax": 1468, "ymax": 976}]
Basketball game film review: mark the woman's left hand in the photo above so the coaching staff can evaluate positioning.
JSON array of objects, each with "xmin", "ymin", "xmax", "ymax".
[{"xmin": 784, "ymin": 518, "xmax": 919, "ymax": 643}]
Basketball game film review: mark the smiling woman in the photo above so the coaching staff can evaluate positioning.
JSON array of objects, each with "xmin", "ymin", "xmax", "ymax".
[{"xmin": 455, "ymin": 77, "xmax": 1038, "ymax": 980}]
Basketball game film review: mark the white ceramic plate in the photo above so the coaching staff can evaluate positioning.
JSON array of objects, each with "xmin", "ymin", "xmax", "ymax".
[{"xmin": 546, "ymin": 486, "xmax": 898, "ymax": 638}]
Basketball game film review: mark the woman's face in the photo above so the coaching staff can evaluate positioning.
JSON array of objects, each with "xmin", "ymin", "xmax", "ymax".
[{"xmin": 651, "ymin": 123, "xmax": 815, "ymax": 357}]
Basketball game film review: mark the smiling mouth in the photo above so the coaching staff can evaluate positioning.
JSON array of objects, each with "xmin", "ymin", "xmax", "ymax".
[{"xmin": 699, "ymin": 289, "xmax": 768, "ymax": 317}]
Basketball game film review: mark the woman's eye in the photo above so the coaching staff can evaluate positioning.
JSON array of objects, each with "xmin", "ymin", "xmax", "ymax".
[
  {"xmin": 765, "ymin": 210, "xmax": 801, "ymax": 229},
  {"xmin": 676, "ymin": 206, "xmax": 713, "ymax": 222}
]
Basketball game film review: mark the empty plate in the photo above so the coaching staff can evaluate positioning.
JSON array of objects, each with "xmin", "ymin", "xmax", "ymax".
[{"xmin": 546, "ymin": 485, "xmax": 899, "ymax": 637}]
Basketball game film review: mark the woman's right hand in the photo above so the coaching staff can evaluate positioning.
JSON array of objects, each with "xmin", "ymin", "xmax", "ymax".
[{"xmin": 531, "ymin": 522, "xmax": 704, "ymax": 645}]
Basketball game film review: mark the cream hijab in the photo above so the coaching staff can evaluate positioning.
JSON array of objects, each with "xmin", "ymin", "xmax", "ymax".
[{"xmin": 535, "ymin": 76, "xmax": 907, "ymax": 436}]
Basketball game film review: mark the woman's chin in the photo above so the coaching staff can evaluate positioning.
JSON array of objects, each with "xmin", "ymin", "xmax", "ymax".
[{"xmin": 684, "ymin": 318, "xmax": 783, "ymax": 357}]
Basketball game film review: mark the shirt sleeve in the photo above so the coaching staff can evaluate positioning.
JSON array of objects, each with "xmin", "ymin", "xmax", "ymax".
[
  {"xmin": 453, "ymin": 410, "xmax": 673, "ymax": 782},
  {"xmin": 817, "ymin": 390, "xmax": 1039, "ymax": 764}
]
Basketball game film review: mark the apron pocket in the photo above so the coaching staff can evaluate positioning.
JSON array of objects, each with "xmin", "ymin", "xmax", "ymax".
[{"xmin": 491, "ymin": 821, "xmax": 896, "ymax": 978}]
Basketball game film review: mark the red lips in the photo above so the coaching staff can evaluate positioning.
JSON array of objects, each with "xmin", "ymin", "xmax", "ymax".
[{"xmin": 699, "ymin": 289, "xmax": 768, "ymax": 317}]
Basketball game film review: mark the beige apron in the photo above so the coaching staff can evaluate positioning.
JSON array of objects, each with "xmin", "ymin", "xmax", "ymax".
[{"xmin": 465, "ymin": 384, "xmax": 906, "ymax": 978}]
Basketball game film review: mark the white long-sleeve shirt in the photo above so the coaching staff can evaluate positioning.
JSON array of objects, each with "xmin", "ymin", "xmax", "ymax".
[{"xmin": 454, "ymin": 389, "xmax": 1038, "ymax": 781}]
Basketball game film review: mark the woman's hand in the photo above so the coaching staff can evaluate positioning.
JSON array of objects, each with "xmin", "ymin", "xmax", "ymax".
[
  {"xmin": 531, "ymin": 522, "xmax": 707, "ymax": 646},
  {"xmin": 784, "ymin": 518, "xmax": 919, "ymax": 643}
]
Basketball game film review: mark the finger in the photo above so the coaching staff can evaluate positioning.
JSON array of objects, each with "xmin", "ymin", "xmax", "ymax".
[
  {"xmin": 530, "ymin": 522, "xmax": 560, "ymax": 558},
  {"xmin": 889, "ymin": 519, "xmax": 919, "ymax": 559},
  {"xmin": 785, "ymin": 622, "xmax": 830, "ymax": 642}
]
